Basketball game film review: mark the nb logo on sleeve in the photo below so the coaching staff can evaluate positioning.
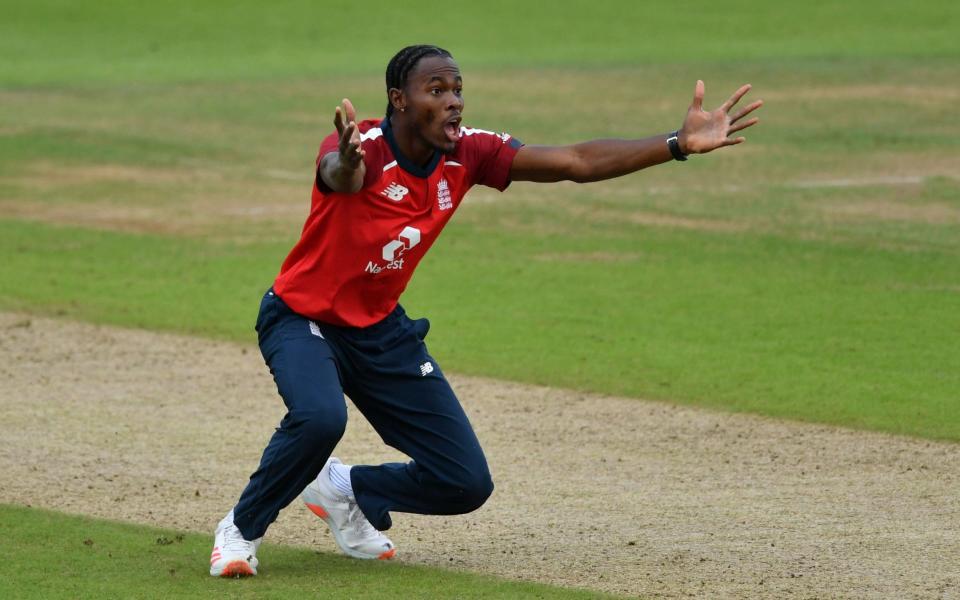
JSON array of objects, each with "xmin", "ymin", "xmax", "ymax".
[
  {"xmin": 381, "ymin": 182, "xmax": 409, "ymax": 202},
  {"xmin": 419, "ymin": 362, "xmax": 434, "ymax": 376}
]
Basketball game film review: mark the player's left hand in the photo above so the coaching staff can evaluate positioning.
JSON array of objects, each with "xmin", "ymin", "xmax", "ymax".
[{"xmin": 678, "ymin": 81, "xmax": 762, "ymax": 154}]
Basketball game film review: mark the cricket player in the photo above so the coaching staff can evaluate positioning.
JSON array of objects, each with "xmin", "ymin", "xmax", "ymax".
[{"xmin": 210, "ymin": 44, "xmax": 761, "ymax": 577}]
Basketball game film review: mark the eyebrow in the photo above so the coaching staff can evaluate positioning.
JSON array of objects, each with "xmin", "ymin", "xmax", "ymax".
[{"xmin": 427, "ymin": 75, "xmax": 463, "ymax": 84}]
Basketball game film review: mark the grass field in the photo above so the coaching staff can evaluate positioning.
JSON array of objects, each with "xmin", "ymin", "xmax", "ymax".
[
  {"xmin": 0, "ymin": 505, "xmax": 613, "ymax": 599},
  {"xmin": 3, "ymin": 0, "xmax": 960, "ymax": 595}
]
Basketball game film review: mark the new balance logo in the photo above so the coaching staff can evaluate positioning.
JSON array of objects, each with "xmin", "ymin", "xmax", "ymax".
[
  {"xmin": 381, "ymin": 182, "xmax": 409, "ymax": 202},
  {"xmin": 419, "ymin": 362, "xmax": 434, "ymax": 376},
  {"xmin": 308, "ymin": 321, "xmax": 324, "ymax": 338}
]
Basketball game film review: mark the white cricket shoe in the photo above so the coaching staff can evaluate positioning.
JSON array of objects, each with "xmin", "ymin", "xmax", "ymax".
[
  {"xmin": 301, "ymin": 458, "xmax": 397, "ymax": 560},
  {"xmin": 209, "ymin": 510, "xmax": 263, "ymax": 577}
]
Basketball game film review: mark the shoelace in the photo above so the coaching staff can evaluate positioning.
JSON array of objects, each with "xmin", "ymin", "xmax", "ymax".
[
  {"xmin": 222, "ymin": 523, "xmax": 256, "ymax": 555},
  {"xmin": 346, "ymin": 502, "xmax": 380, "ymax": 539}
]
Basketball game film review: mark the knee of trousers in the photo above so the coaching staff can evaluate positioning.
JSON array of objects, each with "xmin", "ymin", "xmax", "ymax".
[
  {"xmin": 280, "ymin": 408, "xmax": 347, "ymax": 448},
  {"xmin": 442, "ymin": 467, "xmax": 495, "ymax": 514}
]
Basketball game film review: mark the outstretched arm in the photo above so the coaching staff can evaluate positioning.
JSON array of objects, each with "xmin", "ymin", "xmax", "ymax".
[
  {"xmin": 509, "ymin": 81, "xmax": 762, "ymax": 183},
  {"xmin": 319, "ymin": 98, "xmax": 367, "ymax": 193}
]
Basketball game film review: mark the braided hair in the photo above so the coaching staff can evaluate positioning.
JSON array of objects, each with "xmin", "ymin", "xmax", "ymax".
[{"xmin": 385, "ymin": 45, "xmax": 453, "ymax": 117}]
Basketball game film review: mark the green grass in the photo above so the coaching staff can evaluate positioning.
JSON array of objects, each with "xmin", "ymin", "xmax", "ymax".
[
  {"xmin": 0, "ymin": 220, "xmax": 284, "ymax": 338},
  {"xmin": 413, "ymin": 223, "xmax": 960, "ymax": 438},
  {"xmin": 3, "ymin": 1, "xmax": 957, "ymax": 85},
  {"xmin": 0, "ymin": 504, "xmax": 615, "ymax": 599}
]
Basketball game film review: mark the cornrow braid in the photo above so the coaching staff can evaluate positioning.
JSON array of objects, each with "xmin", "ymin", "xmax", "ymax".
[{"xmin": 385, "ymin": 45, "xmax": 453, "ymax": 117}]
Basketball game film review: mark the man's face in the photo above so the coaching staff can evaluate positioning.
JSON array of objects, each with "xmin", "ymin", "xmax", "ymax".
[{"xmin": 402, "ymin": 56, "xmax": 464, "ymax": 154}]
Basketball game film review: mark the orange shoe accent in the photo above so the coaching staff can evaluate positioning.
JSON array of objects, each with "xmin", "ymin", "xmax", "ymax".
[
  {"xmin": 377, "ymin": 548, "xmax": 397, "ymax": 560},
  {"xmin": 305, "ymin": 503, "xmax": 329, "ymax": 519},
  {"xmin": 219, "ymin": 560, "xmax": 255, "ymax": 577}
]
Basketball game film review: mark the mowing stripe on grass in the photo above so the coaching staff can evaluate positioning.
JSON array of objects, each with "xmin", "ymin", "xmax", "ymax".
[{"xmin": 3, "ymin": 1, "xmax": 958, "ymax": 86}]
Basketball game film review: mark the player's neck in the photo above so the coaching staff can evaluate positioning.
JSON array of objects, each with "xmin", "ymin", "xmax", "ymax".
[{"xmin": 388, "ymin": 115, "xmax": 436, "ymax": 168}]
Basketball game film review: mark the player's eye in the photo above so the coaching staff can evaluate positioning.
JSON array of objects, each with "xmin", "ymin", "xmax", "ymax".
[{"xmin": 430, "ymin": 88, "xmax": 442, "ymax": 95}]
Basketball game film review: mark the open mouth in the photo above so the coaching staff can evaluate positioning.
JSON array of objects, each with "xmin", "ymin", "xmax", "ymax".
[{"xmin": 443, "ymin": 116, "xmax": 462, "ymax": 144}]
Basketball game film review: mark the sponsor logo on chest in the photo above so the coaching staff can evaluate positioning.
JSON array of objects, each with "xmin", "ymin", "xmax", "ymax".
[{"xmin": 365, "ymin": 226, "xmax": 421, "ymax": 274}]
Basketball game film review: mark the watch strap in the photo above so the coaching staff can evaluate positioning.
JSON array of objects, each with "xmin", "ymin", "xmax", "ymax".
[{"xmin": 667, "ymin": 131, "xmax": 688, "ymax": 161}]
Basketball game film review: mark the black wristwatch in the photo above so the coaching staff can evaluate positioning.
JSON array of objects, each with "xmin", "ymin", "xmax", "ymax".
[{"xmin": 667, "ymin": 131, "xmax": 688, "ymax": 162}]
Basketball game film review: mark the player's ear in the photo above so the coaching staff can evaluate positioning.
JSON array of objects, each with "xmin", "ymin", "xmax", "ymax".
[{"xmin": 388, "ymin": 88, "xmax": 405, "ymax": 113}]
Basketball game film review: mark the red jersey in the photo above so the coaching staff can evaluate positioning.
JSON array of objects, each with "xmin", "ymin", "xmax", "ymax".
[{"xmin": 273, "ymin": 117, "xmax": 523, "ymax": 327}]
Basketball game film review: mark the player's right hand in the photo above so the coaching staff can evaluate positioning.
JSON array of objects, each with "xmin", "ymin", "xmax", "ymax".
[
  {"xmin": 678, "ymin": 81, "xmax": 762, "ymax": 155},
  {"xmin": 334, "ymin": 98, "xmax": 365, "ymax": 169}
]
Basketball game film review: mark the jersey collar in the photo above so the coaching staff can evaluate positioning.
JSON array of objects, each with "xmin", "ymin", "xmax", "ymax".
[{"xmin": 380, "ymin": 117, "xmax": 442, "ymax": 179}]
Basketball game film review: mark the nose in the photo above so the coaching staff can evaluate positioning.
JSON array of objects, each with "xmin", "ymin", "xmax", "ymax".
[{"xmin": 446, "ymin": 91, "xmax": 463, "ymax": 112}]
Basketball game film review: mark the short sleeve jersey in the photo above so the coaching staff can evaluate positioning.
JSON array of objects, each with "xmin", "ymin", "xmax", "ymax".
[{"xmin": 273, "ymin": 117, "xmax": 523, "ymax": 327}]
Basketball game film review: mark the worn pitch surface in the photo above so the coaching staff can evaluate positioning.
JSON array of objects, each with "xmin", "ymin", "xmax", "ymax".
[{"xmin": 1, "ymin": 313, "xmax": 957, "ymax": 599}]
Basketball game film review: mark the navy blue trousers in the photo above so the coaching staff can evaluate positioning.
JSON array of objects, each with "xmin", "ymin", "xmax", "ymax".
[{"xmin": 232, "ymin": 289, "xmax": 493, "ymax": 540}]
